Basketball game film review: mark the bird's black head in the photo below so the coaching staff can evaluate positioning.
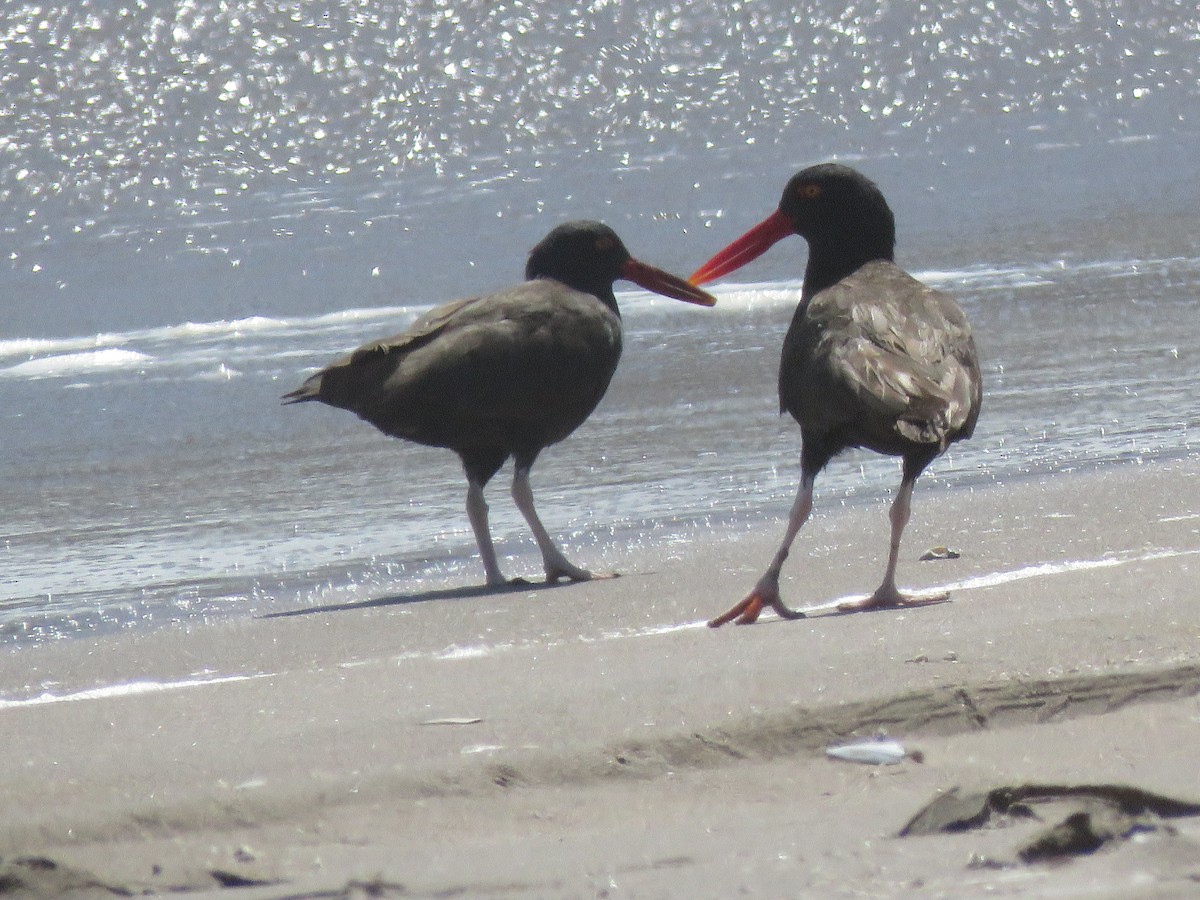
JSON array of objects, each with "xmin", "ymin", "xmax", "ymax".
[
  {"xmin": 525, "ymin": 221, "xmax": 631, "ymax": 298},
  {"xmin": 689, "ymin": 163, "xmax": 896, "ymax": 296},
  {"xmin": 779, "ymin": 164, "xmax": 896, "ymax": 261},
  {"xmin": 526, "ymin": 220, "xmax": 716, "ymax": 311}
]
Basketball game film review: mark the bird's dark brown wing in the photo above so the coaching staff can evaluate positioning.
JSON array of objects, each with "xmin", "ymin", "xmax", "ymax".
[
  {"xmin": 289, "ymin": 282, "xmax": 623, "ymax": 454},
  {"xmin": 281, "ymin": 295, "xmax": 482, "ymax": 407},
  {"xmin": 782, "ymin": 260, "xmax": 981, "ymax": 453},
  {"xmin": 346, "ymin": 295, "xmax": 481, "ymax": 363}
]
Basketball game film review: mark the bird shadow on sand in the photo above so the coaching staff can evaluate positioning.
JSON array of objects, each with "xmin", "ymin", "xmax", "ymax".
[
  {"xmin": 802, "ymin": 594, "xmax": 953, "ymax": 619},
  {"xmin": 258, "ymin": 578, "xmax": 583, "ymax": 620},
  {"xmin": 730, "ymin": 594, "xmax": 953, "ymax": 626}
]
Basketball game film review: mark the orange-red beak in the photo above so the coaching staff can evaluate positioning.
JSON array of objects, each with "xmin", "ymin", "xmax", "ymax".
[
  {"xmin": 622, "ymin": 258, "xmax": 717, "ymax": 306},
  {"xmin": 689, "ymin": 209, "xmax": 795, "ymax": 286}
]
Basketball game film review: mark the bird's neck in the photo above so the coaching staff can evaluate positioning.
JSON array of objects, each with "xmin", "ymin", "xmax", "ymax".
[
  {"xmin": 802, "ymin": 236, "xmax": 894, "ymax": 300},
  {"xmin": 532, "ymin": 274, "xmax": 621, "ymax": 315},
  {"xmin": 592, "ymin": 285, "xmax": 621, "ymax": 315}
]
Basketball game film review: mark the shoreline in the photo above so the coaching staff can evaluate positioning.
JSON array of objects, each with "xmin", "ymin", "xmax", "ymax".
[
  {"xmin": 6, "ymin": 449, "xmax": 1193, "ymax": 650},
  {"xmin": 2, "ymin": 456, "xmax": 1199, "ymax": 896}
]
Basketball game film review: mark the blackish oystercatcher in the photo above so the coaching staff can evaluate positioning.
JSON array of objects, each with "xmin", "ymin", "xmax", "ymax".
[
  {"xmin": 285, "ymin": 221, "xmax": 715, "ymax": 586},
  {"xmin": 691, "ymin": 164, "xmax": 981, "ymax": 625}
]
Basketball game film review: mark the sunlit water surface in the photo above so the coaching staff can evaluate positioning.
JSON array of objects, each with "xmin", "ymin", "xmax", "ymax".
[{"xmin": 2, "ymin": 1, "xmax": 1198, "ymax": 643}]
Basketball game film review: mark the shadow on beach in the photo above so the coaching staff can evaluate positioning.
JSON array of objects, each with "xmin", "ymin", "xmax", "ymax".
[{"xmin": 257, "ymin": 578, "xmax": 577, "ymax": 619}]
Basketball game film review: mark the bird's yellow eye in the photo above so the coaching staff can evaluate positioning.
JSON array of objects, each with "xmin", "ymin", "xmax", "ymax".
[{"xmin": 799, "ymin": 183, "xmax": 822, "ymax": 199}]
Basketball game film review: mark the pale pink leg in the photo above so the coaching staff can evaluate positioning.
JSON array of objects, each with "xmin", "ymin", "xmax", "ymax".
[
  {"xmin": 512, "ymin": 465, "xmax": 613, "ymax": 583},
  {"xmin": 839, "ymin": 477, "xmax": 948, "ymax": 611},
  {"xmin": 466, "ymin": 479, "xmax": 508, "ymax": 587},
  {"xmin": 709, "ymin": 475, "xmax": 814, "ymax": 627}
]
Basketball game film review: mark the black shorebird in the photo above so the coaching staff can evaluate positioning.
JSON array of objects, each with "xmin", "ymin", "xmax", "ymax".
[
  {"xmin": 284, "ymin": 221, "xmax": 715, "ymax": 586},
  {"xmin": 691, "ymin": 164, "xmax": 982, "ymax": 626}
]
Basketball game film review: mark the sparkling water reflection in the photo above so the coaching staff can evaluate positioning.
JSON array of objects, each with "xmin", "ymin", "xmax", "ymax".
[{"xmin": 1, "ymin": 0, "xmax": 1198, "ymax": 642}]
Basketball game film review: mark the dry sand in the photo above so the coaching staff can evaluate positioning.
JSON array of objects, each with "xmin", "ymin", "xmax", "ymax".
[{"xmin": 2, "ymin": 457, "xmax": 1200, "ymax": 897}]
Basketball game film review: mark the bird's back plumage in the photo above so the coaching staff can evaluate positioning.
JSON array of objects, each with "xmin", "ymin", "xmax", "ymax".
[
  {"xmin": 782, "ymin": 259, "xmax": 980, "ymax": 461},
  {"xmin": 283, "ymin": 281, "xmax": 622, "ymax": 459}
]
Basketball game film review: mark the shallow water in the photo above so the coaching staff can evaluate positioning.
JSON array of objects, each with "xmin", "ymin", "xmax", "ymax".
[{"xmin": 2, "ymin": 1, "xmax": 1198, "ymax": 644}]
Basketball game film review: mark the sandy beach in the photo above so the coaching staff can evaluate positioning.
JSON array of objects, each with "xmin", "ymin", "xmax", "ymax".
[
  {"xmin": 5, "ymin": 3, "xmax": 1200, "ymax": 897},
  {"xmin": 3, "ymin": 457, "xmax": 1200, "ymax": 897}
]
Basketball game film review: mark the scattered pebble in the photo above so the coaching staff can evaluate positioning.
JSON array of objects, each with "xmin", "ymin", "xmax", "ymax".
[
  {"xmin": 920, "ymin": 546, "xmax": 961, "ymax": 561},
  {"xmin": 907, "ymin": 651, "xmax": 959, "ymax": 664}
]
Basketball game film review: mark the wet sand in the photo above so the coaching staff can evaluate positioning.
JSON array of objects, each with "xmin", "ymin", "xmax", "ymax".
[{"xmin": 2, "ymin": 457, "xmax": 1200, "ymax": 897}]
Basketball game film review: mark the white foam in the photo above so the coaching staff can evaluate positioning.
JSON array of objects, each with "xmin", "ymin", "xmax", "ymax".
[
  {"xmin": 802, "ymin": 546, "xmax": 1200, "ymax": 612},
  {"xmin": 7, "ymin": 248, "xmax": 1190, "ymax": 383},
  {"xmin": 621, "ymin": 281, "xmax": 803, "ymax": 315},
  {"xmin": 0, "ymin": 672, "xmax": 270, "ymax": 711},
  {"xmin": 434, "ymin": 643, "xmax": 505, "ymax": 661},
  {"xmin": 601, "ymin": 620, "xmax": 708, "ymax": 640},
  {"xmin": 644, "ymin": 262, "xmax": 1061, "ymax": 315},
  {"xmin": 645, "ymin": 257, "xmax": 1188, "ymax": 316},
  {"xmin": 932, "ymin": 557, "xmax": 1121, "ymax": 593},
  {"xmin": 935, "ymin": 547, "xmax": 1199, "ymax": 594},
  {"xmin": 0, "ymin": 305, "xmax": 431, "ymax": 383},
  {"xmin": 0, "ymin": 306, "xmax": 423, "ymax": 365},
  {"xmin": 0, "ymin": 333, "xmax": 126, "ymax": 360},
  {"xmin": 0, "ymin": 347, "xmax": 153, "ymax": 379},
  {"xmin": 461, "ymin": 744, "xmax": 505, "ymax": 755}
]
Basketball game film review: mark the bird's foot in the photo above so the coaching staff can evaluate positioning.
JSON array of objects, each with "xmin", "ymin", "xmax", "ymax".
[
  {"xmin": 543, "ymin": 555, "xmax": 615, "ymax": 584},
  {"xmin": 487, "ymin": 572, "xmax": 602, "ymax": 587},
  {"xmin": 838, "ymin": 586, "xmax": 950, "ymax": 613},
  {"xmin": 708, "ymin": 578, "xmax": 806, "ymax": 628}
]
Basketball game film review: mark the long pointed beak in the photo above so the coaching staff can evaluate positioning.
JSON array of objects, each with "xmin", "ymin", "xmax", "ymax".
[
  {"xmin": 621, "ymin": 258, "xmax": 717, "ymax": 306},
  {"xmin": 689, "ymin": 210, "xmax": 795, "ymax": 286}
]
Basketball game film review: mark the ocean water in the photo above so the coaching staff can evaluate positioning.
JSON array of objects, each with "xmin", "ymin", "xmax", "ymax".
[{"xmin": 2, "ymin": 1, "xmax": 1198, "ymax": 644}]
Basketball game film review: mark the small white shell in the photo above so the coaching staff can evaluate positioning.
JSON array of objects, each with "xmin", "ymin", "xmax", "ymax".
[{"xmin": 825, "ymin": 738, "xmax": 910, "ymax": 765}]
